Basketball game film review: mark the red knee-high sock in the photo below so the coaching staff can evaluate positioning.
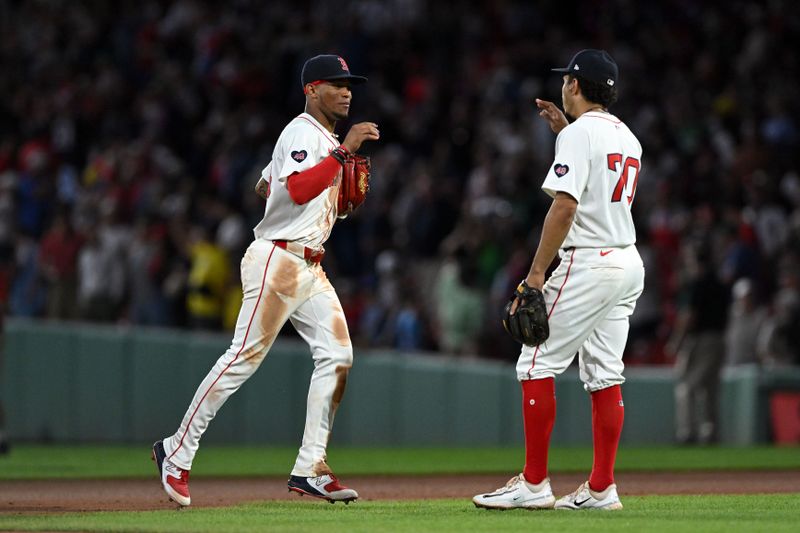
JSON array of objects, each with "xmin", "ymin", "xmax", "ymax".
[
  {"xmin": 521, "ymin": 378, "xmax": 556, "ymax": 485},
  {"xmin": 589, "ymin": 385, "xmax": 625, "ymax": 492}
]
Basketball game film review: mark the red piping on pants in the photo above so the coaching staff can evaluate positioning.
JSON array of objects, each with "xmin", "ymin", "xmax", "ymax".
[
  {"xmin": 167, "ymin": 243, "xmax": 277, "ymax": 463},
  {"xmin": 528, "ymin": 248, "xmax": 576, "ymax": 377}
]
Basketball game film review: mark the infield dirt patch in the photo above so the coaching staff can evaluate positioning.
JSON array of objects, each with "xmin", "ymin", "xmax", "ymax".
[{"xmin": 2, "ymin": 471, "xmax": 799, "ymax": 514}]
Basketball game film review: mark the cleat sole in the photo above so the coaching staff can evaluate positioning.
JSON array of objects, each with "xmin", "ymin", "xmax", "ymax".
[
  {"xmin": 288, "ymin": 485, "xmax": 358, "ymax": 504},
  {"xmin": 473, "ymin": 501, "xmax": 551, "ymax": 511}
]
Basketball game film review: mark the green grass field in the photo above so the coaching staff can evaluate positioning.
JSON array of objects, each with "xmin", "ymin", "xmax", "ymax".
[
  {"xmin": 1, "ymin": 496, "xmax": 798, "ymax": 533},
  {"xmin": 1, "ymin": 445, "xmax": 799, "ymax": 532},
  {"xmin": 0, "ymin": 495, "xmax": 800, "ymax": 533},
  {"xmin": 2, "ymin": 444, "xmax": 800, "ymax": 479}
]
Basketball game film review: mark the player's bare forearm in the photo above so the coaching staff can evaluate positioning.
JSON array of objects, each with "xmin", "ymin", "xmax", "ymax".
[
  {"xmin": 525, "ymin": 193, "xmax": 577, "ymax": 290},
  {"xmin": 255, "ymin": 178, "xmax": 268, "ymax": 199}
]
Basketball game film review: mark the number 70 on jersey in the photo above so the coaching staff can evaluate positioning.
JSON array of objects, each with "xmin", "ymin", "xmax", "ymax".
[{"xmin": 607, "ymin": 153, "xmax": 640, "ymax": 205}]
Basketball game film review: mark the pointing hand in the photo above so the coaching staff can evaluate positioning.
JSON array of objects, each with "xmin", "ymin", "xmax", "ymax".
[{"xmin": 535, "ymin": 99, "xmax": 569, "ymax": 134}]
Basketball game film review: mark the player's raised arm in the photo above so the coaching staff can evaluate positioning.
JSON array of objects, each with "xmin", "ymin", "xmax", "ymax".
[
  {"xmin": 535, "ymin": 98, "xmax": 569, "ymax": 134},
  {"xmin": 341, "ymin": 122, "xmax": 380, "ymax": 153}
]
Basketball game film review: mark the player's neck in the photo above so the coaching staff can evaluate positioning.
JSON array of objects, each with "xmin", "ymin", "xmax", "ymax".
[
  {"xmin": 305, "ymin": 106, "xmax": 336, "ymax": 133},
  {"xmin": 573, "ymin": 100, "xmax": 607, "ymax": 119}
]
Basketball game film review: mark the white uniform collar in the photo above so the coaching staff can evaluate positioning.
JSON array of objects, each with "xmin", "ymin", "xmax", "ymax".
[
  {"xmin": 298, "ymin": 113, "xmax": 339, "ymax": 144},
  {"xmin": 581, "ymin": 110, "xmax": 621, "ymax": 123}
]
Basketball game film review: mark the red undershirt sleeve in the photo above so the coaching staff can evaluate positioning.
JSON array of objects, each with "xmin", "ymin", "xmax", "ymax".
[{"xmin": 285, "ymin": 155, "xmax": 341, "ymax": 205}]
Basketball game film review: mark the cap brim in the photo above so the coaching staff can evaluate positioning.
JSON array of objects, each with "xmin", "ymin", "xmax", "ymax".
[
  {"xmin": 551, "ymin": 67, "xmax": 571, "ymax": 74},
  {"xmin": 322, "ymin": 74, "xmax": 368, "ymax": 84}
]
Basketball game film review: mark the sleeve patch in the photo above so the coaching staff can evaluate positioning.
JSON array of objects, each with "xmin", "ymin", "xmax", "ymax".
[
  {"xmin": 554, "ymin": 163, "xmax": 569, "ymax": 177},
  {"xmin": 291, "ymin": 150, "xmax": 308, "ymax": 162}
]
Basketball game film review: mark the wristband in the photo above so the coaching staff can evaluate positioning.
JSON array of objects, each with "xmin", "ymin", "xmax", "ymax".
[{"xmin": 330, "ymin": 146, "xmax": 350, "ymax": 166}]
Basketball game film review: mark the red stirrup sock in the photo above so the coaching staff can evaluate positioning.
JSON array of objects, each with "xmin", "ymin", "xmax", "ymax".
[
  {"xmin": 589, "ymin": 384, "xmax": 625, "ymax": 492},
  {"xmin": 521, "ymin": 377, "xmax": 556, "ymax": 485}
]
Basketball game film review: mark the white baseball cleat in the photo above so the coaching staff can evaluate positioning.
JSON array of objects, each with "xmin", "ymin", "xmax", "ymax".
[
  {"xmin": 472, "ymin": 474, "xmax": 555, "ymax": 510},
  {"xmin": 554, "ymin": 481, "xmax": 623, "ymax": 510},
  {"xmin": 288, "ymin": 474, "xmax": 359, "ymax": 504}
]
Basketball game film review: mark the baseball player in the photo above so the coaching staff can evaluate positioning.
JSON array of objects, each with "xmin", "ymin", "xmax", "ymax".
[
  {"xmin": 473, "ymin": 49, "xmax": 644, "ymax": 511},
  {"xmin": 152, "ymin": 54, "xmax": 379, "ymax": 507}
]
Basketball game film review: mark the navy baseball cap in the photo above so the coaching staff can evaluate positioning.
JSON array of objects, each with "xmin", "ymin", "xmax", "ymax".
[
  {"xmin": 552, "ymin": 49, "xmax": 618, "ymax": 87},
  {"xmin": 301, "ymin": 55, "xmax": 368, "ymax": 87}
]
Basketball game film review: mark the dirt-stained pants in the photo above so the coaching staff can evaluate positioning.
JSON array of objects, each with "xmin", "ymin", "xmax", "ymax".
[{"xmin": 163, "ymin": 239, "xmax": 352, "ymax": 477}]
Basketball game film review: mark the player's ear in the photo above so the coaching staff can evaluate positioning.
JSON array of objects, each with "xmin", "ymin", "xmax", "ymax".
[{"xmin": 567, "ymin": 76, "xmax": 580, "ymax": 96}]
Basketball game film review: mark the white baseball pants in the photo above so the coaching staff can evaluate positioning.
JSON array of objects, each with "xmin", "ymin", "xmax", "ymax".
[
  {"xmin": 516, "ymin": 245, "xmax": 644, "ymax": 391},
  {"xmin": 163, "ymin": 238, "xmax": 353, "ymax": 477}
]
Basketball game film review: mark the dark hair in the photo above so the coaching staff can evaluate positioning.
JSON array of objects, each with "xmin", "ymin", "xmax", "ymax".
[{"xmin": 570, "ymin": 74, "xmax": 618, "ymax": 108}]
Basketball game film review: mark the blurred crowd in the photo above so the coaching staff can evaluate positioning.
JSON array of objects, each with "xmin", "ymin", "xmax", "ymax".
[{"xmin": 1, "ymin": 0, "xmax": 799, "ymax": 367}]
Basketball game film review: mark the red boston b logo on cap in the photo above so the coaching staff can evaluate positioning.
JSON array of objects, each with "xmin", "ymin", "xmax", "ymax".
[{"xmin": 301, "ymin": 54, "xmax": 367, "ymax": 87}]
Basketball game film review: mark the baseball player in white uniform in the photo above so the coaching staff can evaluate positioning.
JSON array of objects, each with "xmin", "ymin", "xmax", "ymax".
[
  {"xmin": 152, "ymin": 55, "xmax": 379, "ymax": 507},
  {"xmin": 473, "ymin": 50, "xmax": 644, "ymax": 511}
]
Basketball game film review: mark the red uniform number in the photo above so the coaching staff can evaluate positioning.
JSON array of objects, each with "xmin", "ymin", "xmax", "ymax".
[{"xmin": 607, "ymin": 153, "xmax": 640, "ymax": 205}]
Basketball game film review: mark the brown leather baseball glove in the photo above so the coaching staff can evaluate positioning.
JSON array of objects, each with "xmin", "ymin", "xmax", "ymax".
[
  {"xmin": 337, "ymin": 154, "xmax": 370, "ymax": 217},
  {"xmin": 502, "ymin": 280, "xmax": 549, "ymax": 347}
]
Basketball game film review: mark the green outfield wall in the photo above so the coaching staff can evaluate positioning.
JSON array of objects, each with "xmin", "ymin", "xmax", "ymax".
[{"xmin": 2, "ymin": 319, "xmax": 798, "ymax": 446}]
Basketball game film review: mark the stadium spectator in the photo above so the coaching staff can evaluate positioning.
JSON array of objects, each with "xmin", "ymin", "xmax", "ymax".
[
  {"xmin": 185, "ymin": 224, "xmax": 231, "ymax": 331},
  {"xmin": 724, "ymin": 278, "xmax": 768, "ymax": 367},
  {"xmin": 38, "ymin": 212, "xmax": 83, "ymax": 320},
  {"xmin": 0, "ymin": 0, "xmax": 797, "ymax": 368},
  {"xmin": 668, "ymin": 239, "xmax": 731, "ymax": 445}
]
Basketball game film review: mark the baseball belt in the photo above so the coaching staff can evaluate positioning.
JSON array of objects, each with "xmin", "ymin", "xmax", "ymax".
[{"xmin": 273, "ymin": 240, "xmax": 325, "ymax": 263}]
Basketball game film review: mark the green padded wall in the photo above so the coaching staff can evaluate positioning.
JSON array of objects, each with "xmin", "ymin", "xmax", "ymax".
[{"xmin": 2, "ymin": 319, "xmax": 797, "ymax": 446}]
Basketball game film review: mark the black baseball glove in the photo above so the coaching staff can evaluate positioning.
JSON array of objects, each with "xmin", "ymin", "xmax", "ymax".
[{"xmin": 502, "ymin": 280, "xmax": 549, "ymax": 347}]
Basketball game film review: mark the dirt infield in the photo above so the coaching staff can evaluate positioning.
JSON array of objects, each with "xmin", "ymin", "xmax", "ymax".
[{"xmin": 2, "ymin": 471, "xmax": 799, "ymax": 513}]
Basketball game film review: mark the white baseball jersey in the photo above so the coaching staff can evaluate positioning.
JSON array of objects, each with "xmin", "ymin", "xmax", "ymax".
[
  {"xmin": 254, "ymin": 112, "xmax": 341, "ymax": 248},
  {"xmin": 162, "ymin": 112, "xmax": 355, "ymax": 480},
  {"xmin": 517, "ymin": 110, "xmax": 645, "ymax": 390},
  {"xmin": 541, "ymin": 111, "xmax": 642, "ymax": 249}
]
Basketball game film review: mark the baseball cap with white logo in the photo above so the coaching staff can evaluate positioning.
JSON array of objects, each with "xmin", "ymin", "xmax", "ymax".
[
  {"xmin": 552, "ymin": 49, "xmax": 618, "ymax": 87},
  {"xmin": 301, "ymin": 54, "xmax": 368, "ymax": 87}
]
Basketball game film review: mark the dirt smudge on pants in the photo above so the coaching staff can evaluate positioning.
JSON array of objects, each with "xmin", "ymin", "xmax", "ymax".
[
  {"xmin": 312, "ymin": 457, "xmax": 333, "ymax": 477},
  {"xmin": 331, "ymin": 307, "xmax": 350, "ymax": 347},
  {"xmin": 249, "ymin": 257, "xmax": 298, "ymax": 367},
  {"xmin": 270, "ymin": 256, "xmax": 300, "ymax": 297},
  {"xmin": 240, "ymin": 341, "xmax": 268, "ymax": 365},
  {"xmin": 332, "ymin": 365, "xmax": 350, "ymax": 410}
]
